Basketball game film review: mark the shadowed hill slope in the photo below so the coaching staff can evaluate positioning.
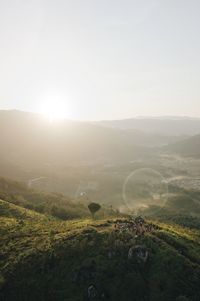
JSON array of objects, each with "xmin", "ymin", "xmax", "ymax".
[
  {"xmin": 0, "ymin": 176, "xmax": 90, "ymax": 220},
  {"xmin": 1, "ymin": 199, "xmax": 200, "ymax": 301}
]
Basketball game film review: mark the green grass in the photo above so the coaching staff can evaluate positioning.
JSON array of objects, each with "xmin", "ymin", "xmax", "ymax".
[{"xmin": 1, "ymin": 199, "xmax": 200, "ymax": 301}]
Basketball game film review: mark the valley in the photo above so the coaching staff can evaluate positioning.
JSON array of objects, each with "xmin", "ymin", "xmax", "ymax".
[{"xmin": 1, "ymin": 111, "xmax": 200, "ymax": 300}]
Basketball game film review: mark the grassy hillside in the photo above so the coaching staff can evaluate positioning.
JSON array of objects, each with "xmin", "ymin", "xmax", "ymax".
[
  {"xmin": 1, "ymin": 199, "xmax": 200, "ymax": 301},
  {"xmin": 0, "ymin": 176, "xmax": 91, "ymax": 220}
]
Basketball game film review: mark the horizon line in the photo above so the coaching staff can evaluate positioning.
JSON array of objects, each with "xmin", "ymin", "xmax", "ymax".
[{"xmin": 1, "ymin": 108, "xmax": 200, "ymax": 122}]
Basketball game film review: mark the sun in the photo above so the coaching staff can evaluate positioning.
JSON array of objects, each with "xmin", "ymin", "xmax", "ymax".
[{"xmin": 40, "ymin": 100, "xmax": 68, "ymax": 121}]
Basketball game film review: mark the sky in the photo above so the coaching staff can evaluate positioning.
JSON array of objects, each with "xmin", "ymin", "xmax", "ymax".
[{"xmin": 0, "ymin": 0, "xmax": 200, "ymax": 120}]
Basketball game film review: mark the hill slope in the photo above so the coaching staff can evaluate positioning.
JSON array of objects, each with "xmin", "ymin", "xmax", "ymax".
[
  {"xmin": 1, "ymin": 199, "xmax": 200, "ymax": 301},
  {"xmin": 0, "ymin": 176, "xmax": 90, "ymax": 220},
  {"xmin": 166, "ymin": 134, "xmax": 200, "ymax": 158},
  {"xmin": 97, "ymin": 117, "xmax": 200, "ymax": 136},
  {"xmin": 0, "ymin": 111, "xmax": 189, "ymax": 172},
  {"xmin": 0, "ymin": 110, "xmax": 155, "ymax": 170}
]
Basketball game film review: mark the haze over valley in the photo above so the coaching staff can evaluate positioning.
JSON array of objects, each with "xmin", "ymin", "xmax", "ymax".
[
  {"xmin": 1, "ymin": 109, "xmax": 200, "ymax": 211},
  {"xmin": 1, "ymin": 1, "xmax": 200, "ymax": 300}
]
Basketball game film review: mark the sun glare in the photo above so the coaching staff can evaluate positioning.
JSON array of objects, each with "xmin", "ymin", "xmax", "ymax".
[{"xmin": 40, "ymin": 100, "xmax": 68, "ymax": 121}]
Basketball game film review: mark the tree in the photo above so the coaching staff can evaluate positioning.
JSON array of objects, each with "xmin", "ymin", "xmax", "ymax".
[{"xmin": 88, "ymin": 202, "xmax": 101, "ymax": 219}]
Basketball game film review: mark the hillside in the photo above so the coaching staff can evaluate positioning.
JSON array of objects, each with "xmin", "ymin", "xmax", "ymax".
[
  {"xmin": 97, "ymin": 117, "xmax": 200, "ymax": 136},
  {"xmin": 1, "ymin": 199, "xmax": 200, "ymax": 300},
  {"xmin": 166, "ymin": 135, "xmax": 200, "ymax": 158},
  {"xmin": 0, "ymin": 110, "xmax": 193, "ymax": 201},
  {"xmin": 0, "ymin": 111, "xmax": 185, "ymax": 175},
  {"xmin": 0, "ymin": 176, "xmax": 91, "ymax": 220}
]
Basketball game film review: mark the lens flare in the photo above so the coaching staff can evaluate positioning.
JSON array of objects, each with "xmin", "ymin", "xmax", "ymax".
[{"xmin": 40, "ymin": 99, "xmax": 68, "ymax": 121}]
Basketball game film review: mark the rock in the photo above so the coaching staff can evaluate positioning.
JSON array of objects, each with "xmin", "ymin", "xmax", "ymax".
[
  {"xmin": 88, "ymin": 284, "xmax": 97, "ymax": 299},
  {"xmin": 128, "ymin": 245, "xmax": 149, "ymax": 262}
]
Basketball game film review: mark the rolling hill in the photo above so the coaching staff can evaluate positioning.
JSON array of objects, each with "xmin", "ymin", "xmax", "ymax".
[
  {"xmin": 97, "ymin": 116, "xmax": 200, "ymax": 136},
  {"xmin": 166, "ymin": 135, "xmax": 200, "ymax": 158},
  {"xmin": 0, "ymin": 110, "xmax": 192, "ymax": 199},
  {"xmin": 1, "ymin": 198, "xmax": 200, "ymax": 301},
  {"xmin": 0, "ymin": 111, "xmax": 186, "ymax": 174},
  {"xmin": 0, "ymin": 110, "xmax": 156, "ymax": 173},
  {"xmin": 0, "ymin": 176, "xmax": 90, "ymax": 220}
]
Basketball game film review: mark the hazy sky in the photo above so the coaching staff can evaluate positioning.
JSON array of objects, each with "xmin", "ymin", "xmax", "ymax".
[{"xmin": 1, "ymin": 0, "xmax": 200, "ymax": 120}]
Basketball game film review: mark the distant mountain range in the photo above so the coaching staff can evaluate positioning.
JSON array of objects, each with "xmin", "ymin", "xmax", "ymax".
[
  {"xmin": 0, "ymin": 110, "xmax": 154, "ymax": 170},
  {"xmin": 1, "ymin": 110, "xmax": 199, "ymax": 170},
  {"xmin": 1, "ymin": 110, "xmax": 200, "ymax": 202},
  {"xmin": 97, "ymin": 116, "xmax": 200, "ymax": 136}
]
